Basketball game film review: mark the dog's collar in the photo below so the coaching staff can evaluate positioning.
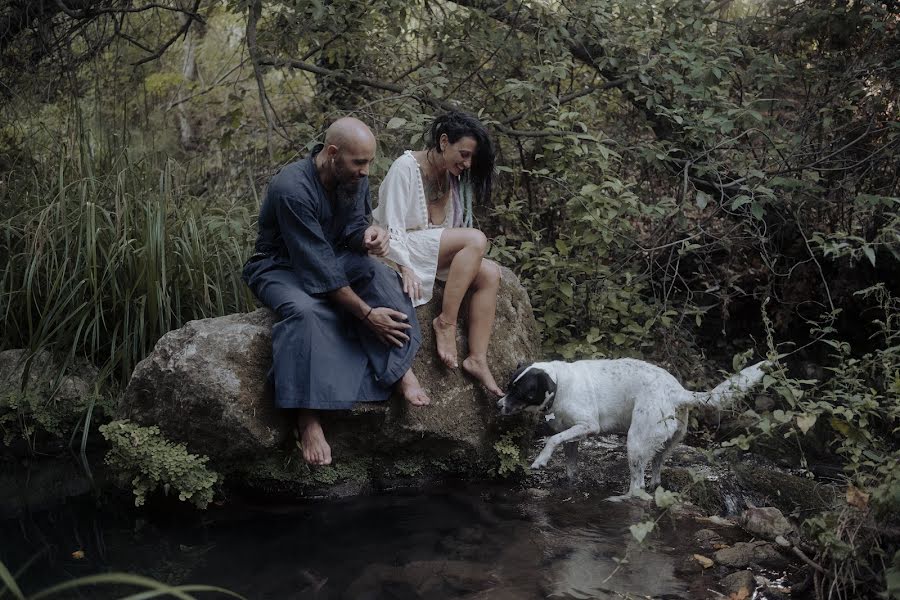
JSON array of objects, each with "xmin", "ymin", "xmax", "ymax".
[
  {"xmin": 536, "ymin": 390, "xmax": 556, "ymax": 412},
  {"xmin": 525, "ymin": 390, "xmax": 556, "ymax": 414}
]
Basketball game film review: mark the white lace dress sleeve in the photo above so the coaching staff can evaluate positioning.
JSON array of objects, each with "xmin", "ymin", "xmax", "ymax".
[{"xmin": 373, "ymin": 151, "xmax": 447, "ymax": 307}]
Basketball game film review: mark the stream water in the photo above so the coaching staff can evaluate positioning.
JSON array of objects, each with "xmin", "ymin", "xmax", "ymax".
[{"xmin": 1, "ymin": 478, "xmax": 732, "ymax": 600}]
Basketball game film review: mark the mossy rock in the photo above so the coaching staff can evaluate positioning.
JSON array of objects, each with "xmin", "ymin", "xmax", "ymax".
[
  {"xmin": 662, "ymin": 467, "xmax": 728, "ymax": 515},
  {"xmin": 733, "ymin": 463, "xmax": 836, "ymax": 515}
]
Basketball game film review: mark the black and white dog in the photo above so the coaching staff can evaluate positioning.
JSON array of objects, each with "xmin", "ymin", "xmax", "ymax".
[{"xmin": 498, "ymin": 359, "xmax": 769, "ymax": 497}]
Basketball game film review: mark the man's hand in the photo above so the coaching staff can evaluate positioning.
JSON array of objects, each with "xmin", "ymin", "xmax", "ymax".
[
  {"xmin": 363, "ymin": 225, "xmax": 390, "ymax": 257},
  {"xmin": 365, "ymin": 307, "xmax": 412, "ymax": 347}
]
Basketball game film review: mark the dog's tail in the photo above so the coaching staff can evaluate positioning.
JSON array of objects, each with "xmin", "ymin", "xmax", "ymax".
[{"xmin": 690, "ymin": 360, "xmax": 770, "ymax": 408}]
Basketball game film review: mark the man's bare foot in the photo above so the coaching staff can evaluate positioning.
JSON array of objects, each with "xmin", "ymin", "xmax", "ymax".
[
  {"xmin": 432, "ymin": 315, "xmax": 458, "ymax": 368},
  {"xmin": 462, "ymin": 356, "xmax": 504, "ymax": 397},
  {"xmin": 297, "ymin": 411, "xmax": 332, "ymax": 465},
  {"xmin": 398, "ymin": 369, "xmax": 430, "ymax": 406}
]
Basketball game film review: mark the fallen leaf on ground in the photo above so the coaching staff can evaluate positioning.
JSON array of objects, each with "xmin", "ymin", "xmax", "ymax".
[{"xmin": 692, "ymin": 553, "xmax": 714, "ymax": 568}]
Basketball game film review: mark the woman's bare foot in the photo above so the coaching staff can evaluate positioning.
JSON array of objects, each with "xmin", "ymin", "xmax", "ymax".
[
  {"xmin": 462, "ymin": 356, "xmax": 504, "ymax": 397},
  {"xmin": 398, "ymin": 368, "xmax": 430, "ymax": 406},
  {"xmin": 432, "ymin": 315, "xmax": 459, "ymax": 368},
  {"xmin": 297, "ymin": 411, "xmax": 332, "ymax": 465}
]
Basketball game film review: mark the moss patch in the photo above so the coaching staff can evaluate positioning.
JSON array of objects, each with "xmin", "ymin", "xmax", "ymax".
[{"xmin": 734, "ymin": 463, "xmax": 836, "ymax": 516}]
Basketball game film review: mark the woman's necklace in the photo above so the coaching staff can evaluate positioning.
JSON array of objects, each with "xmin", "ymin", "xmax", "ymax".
[{"xmin": 424, "ymin": 150, "xmax": 448, "ymax": 205}]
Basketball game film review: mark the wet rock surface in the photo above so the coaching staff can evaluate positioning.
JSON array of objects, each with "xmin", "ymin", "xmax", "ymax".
[{"xmin": 516, "ymin": 432, "xmax": 823, "ymax": 598}]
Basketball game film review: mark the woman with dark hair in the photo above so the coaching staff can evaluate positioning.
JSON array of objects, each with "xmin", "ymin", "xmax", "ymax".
[{"xmin": 373, "ymin": 110, "xmax": 503, "ymax": 397}]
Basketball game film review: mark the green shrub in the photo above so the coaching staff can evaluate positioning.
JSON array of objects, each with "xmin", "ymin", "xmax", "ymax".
[
  {"xmin": 99, "ymin": 420, "xmax": 220, "ymax": 509},
  {"xmin": 492, "ymin": 431, "xmax": 527, "ymax": 478}
]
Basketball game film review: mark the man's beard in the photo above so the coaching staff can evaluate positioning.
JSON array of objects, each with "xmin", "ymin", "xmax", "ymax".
[
  {"xmin": 333, "ymin": 162, "xmax": 361, "ymax": 206},
  {"xmin": 335, "ymin": 178, "xmax": 360, "ymax": 207}
]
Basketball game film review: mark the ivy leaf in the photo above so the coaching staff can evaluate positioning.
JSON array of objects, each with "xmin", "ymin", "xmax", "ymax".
[
  {"xmin": 695, "ymin": 190, "xmax": 710, "ymax": 209},
  {"xmin": 654, "ymin": 486, "xmax": 679, "ymax": 509},
  {"xmin": 629, "ymin": 520, "xmax": 655, "ymax": 543},
  {"xmin": 796, "ymin": 413, "xmax": 817, "ymax": 434}
]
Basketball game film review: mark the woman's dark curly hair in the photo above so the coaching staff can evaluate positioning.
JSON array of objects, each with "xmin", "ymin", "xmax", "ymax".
[{"xmin": 425, "ymin": 110, "xmax": 495, "ymax": 203}]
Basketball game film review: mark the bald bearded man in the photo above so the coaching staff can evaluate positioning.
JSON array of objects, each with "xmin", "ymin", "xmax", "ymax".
[{"xmin": 243, "ymin": 117, "xmax": 430, "ymax": 466}]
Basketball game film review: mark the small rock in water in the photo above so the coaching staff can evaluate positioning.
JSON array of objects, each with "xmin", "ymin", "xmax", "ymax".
[
  {"xmin": 741, "ymin": 506, "xmax": 794, "ymax": 540},
  {"xmin": 720, "ymin": 570, "xmax": 756, "ymax": 597},
  {"xmin": 694, "ymin": 528, "xmax": 725, "ymax": 551}
]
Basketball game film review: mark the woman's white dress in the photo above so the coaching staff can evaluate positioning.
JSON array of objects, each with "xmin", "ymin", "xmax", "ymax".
[{"xmin": 372, "ymin": 151, "xmax": 458, "ymax": 307}]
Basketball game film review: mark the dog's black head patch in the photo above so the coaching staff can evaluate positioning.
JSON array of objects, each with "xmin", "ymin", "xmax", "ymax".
[{"xmin": 496, "ymin": 365, "xmax": 557, "ymax": 416}]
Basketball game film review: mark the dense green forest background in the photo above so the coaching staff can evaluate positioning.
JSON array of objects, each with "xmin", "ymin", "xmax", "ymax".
[{"xmin": 0, "ymin": 0, "xmax": 898, "ymax": 597}]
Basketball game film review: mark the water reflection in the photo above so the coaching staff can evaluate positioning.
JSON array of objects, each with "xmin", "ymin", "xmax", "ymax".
[{"xmin": 1, "ymin": 484, "xmax": 717, "ymax": 599}]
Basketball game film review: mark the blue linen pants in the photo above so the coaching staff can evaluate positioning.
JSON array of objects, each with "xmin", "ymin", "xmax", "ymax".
[{"xmin": 243, "ymin": 252, "xmax": 421, "ymax": 410}]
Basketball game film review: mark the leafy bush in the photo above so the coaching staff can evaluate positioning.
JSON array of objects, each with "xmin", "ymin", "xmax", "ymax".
[
  {"xmin": 492, "ymin": 431, "xmax": 527, "ymax": 477},
  {"xmin": 99, "ymin": 420, "xmax": 220, "ymax": 509}
]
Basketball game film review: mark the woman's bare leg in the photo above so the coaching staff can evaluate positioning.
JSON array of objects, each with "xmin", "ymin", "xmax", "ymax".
[
  {"xmin": 433, "ymin": 228, "xmax": 488, "ymax": 368},
  {"xmin": 461, "ymin": 259, "xmax": 503, "ymax": 396}
]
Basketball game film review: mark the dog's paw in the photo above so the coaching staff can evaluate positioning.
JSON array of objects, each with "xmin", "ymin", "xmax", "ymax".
[{"xmin": 530, "ymin": 456, "xmax": 550, "ymax": 470}]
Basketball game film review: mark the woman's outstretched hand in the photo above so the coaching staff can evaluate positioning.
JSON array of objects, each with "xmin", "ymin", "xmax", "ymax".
[
  {"xmin": 399, "ymin": 266, "xmax": 423, "ymax": 302},
  {"xmin": 365, "ymin": 307, "xmax": 412, "ymax": 347}
]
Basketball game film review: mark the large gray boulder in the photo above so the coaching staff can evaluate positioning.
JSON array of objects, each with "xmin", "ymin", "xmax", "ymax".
[{"xmin": 118, "ymin": 265, "xmax": 539, "ymax": 495}]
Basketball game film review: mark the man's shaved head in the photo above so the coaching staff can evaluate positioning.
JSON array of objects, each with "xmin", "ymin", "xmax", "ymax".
[
  {"xmin": 324, "ymin": 117, "xmax": 376, "ymax": 152},
  {"xmin": 318, "ymin": 117, "xmax": 377, "ymax": 198}
]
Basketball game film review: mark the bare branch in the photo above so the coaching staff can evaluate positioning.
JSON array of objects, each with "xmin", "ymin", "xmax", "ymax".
[
  {"xmin": 55, "ymin": 1, "xmax": 204, "ymax": 21},
  {"xmin": 131, "ymin": 0, "xmax": 202, "ymax": 66},
  {"xmin": 246, "ymin": 0, "xmax": 276, "ymax": 161}
]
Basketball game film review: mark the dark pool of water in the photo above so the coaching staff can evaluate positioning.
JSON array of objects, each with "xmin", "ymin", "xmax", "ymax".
[{"xmin": 2, "ymin": 482, "xmax": 725, "ymax": 599}]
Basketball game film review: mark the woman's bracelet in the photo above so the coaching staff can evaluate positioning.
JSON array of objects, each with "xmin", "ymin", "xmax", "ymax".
[{"xmin": 362, "ymin": 307, "xmax": 374, "ymax": 321}]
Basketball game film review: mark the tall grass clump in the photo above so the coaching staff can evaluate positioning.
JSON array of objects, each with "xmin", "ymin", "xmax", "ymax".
[{"xmin": 0, "ymin": 118, "xmax": 258, "ymax": 385}]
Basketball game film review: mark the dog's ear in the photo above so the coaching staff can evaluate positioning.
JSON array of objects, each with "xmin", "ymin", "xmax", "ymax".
[
  {"xmin": 508, "ymin": 362, "xmax": 530, "ymax": 384},
  {"xmin": 539, "ymin": 370, "xmax": 557, "ymax": 397}
]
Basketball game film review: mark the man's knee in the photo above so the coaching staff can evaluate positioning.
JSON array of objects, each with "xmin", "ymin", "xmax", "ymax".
[{"xmin": 277, "ymin": 295, "xmax": 317, "ymax": 320}]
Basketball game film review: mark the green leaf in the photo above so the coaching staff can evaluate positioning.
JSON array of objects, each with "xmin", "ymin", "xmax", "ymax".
[
  {"xmin": 629, "ymin": 520, "xmax": 655, "ymax": 543},
  {"xmin": 796, "ymin": 413, "xmax": 817, "ymax": 434},
  {"xmin": 863, "ymin": 246, "xmax": 876, "ymax": 267},
  {"xmin": 696, "ymin": 191, "xmax": 710, "ymax": 210},
  {"xmin": 386, "ymin": 117, "xmax": 407, "ymax": 129},
  {"xmin": 731, "ymin": 195, "xmax": 751, "ymax": 209},
  {"xmin": 654, "ymin": 486, "xmax": 679, "ymax": 509}
]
